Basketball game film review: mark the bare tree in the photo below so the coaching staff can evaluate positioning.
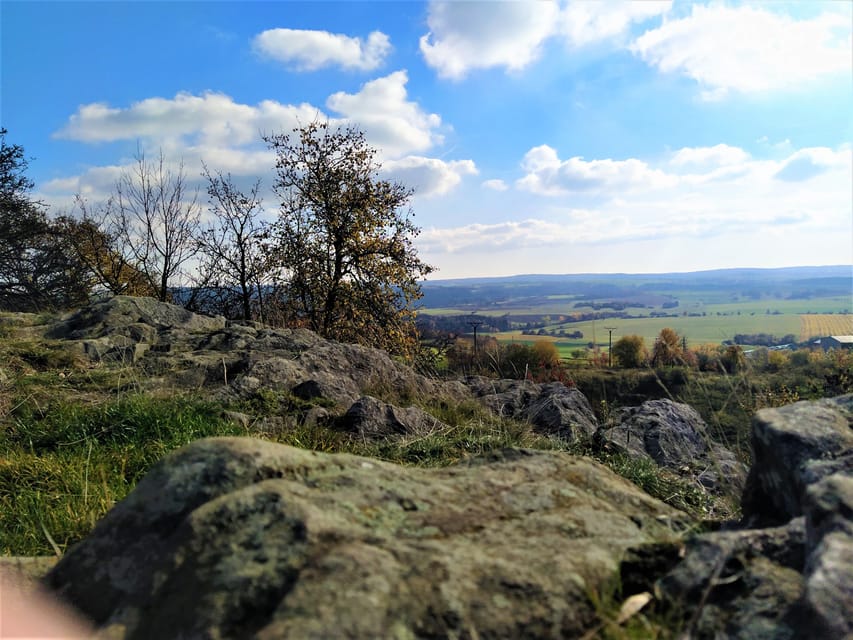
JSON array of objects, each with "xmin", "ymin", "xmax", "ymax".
[
  {"xmin": 111, "ymin": 149, "xmax": 201, "ymax": 302},
  {"xmin": 194, "ymin": 166, "xmax": 270, "ymax": 321},
  {"xmin": 60, "ymin": 197, "xmax": 156, "ymax": 298}
]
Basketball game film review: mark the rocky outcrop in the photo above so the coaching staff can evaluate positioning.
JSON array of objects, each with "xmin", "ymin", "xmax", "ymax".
[
  {"xmin": 50, "ymin": 295, "xmax": 227, "ymax": 339},
  {"xmin": 596, "ymin": 399, "xmax": 747, "ymax": 494},
  {"xmin": 48, "ymin": 295, "xmax": 225, "ymax": 363},
  {"xmin": 45, "ymin": 438, "xmax": 688, "ymax": 639},
  {"xmin": 465, "ymin": 377, "xmax": 598, "ymax": 442},
  {"xmin": 649, "ymin": 394, "xmax": 853, "ymax": 639},
  {"xmin": 47, "ymin": 296, "xmax": 467, "ymax": 414}
]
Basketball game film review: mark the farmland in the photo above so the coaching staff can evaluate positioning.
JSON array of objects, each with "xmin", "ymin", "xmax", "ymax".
[
  {"xmin": 419, "ymin": 266, "xmax": 853, "ymax": 354},
  {"xmin": 800, "ymin": 314, "xmax": 853, "ymax": 340}
]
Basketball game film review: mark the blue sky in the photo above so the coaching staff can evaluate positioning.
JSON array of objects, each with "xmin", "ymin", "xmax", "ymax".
[{"xmin": 2, "ymin": 0, "xmax": 851, "ymax": 279}]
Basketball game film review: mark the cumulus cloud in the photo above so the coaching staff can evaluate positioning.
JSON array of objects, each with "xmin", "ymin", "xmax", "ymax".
[
  {"xmin": 252, "ymin": 28, "xmax": 391, "ymax": 71},
  {"xmin": 47, "ymin": 72, "xmax": 475, "ymax": 206},
  {"xmin": 670, "ymin": 144, "xmax": 750, "ymax": 168},
  {"xmin": 560, "ymin": 0, "xmax": 671, "ymax": 48},
  {"xmin": 482, "ymin": 179, "xmax": 509, "ymax": 191},
  {"xmin": 631, "ymin": 4, "xmax": 852, "ymax": 99},
  {"xmin": 420, "ymin": 0, "xmax": 560, "ymax": 79},
  {"xmin": 382, "ymin": 156, "xmax": 477, "ymax": 197},
  {"xmin": 419, "ymin": 0, "xmax": 671, "ymax": 79},
  {"xmin": 774, "ymin": 146, "xmax": 851, "ymax": 182},
  {"xmin": 54, "ymin": 71, "xmax": 445, "ymax": 166},
  {"xmin": 55, "ymin": 92, "xmax": 321, "ymax": 145},
  {"xmin": 516, "ymin": 144, "xmax": 677, "ymax": 195},
  {"xmin": 325, "ymin": 71, "xmax": 443, "ymax": 158}
]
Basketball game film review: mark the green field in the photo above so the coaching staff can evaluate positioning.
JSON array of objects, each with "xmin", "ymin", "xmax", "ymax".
[
  {"xmin": 421, "ymin": 268, "xmax": 852, "ymax": 356},
  {"xmin": 428, "ymin": 293, "xmax": 851, "ymax": 345},
  {"xmin": 491, "ymin": 312, "xmax": 802, "ymax": 351}
]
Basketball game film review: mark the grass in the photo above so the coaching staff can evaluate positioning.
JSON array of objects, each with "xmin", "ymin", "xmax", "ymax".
[
  {"xmin": 2, "ymin": 311, "xmax": 819, "ymax": 640},
  {"xmin": 1, "ymin": 394, "xmax": 249, "ymax": 555},
  {"xmin": 5, "ymin": 311, "xmax": 846, "ymax": 557}
]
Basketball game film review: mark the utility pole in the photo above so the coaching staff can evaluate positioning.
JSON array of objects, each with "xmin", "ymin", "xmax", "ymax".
[
  {"xmin": 605, "ymin": 326, "xmax": 617, "ymax": 368},
  {"xmin": 467, "ymin": 318, "xmax": 484, "ymax": 360}
]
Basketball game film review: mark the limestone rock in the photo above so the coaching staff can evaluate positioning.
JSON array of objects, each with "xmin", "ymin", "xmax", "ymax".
[
  {"xmin": 653, "ymin": 394, "xmax": 853, "ymax": 639},
  {"xmin": 46, "ymin": 297, "xmax": 466, "ymax": 412},
  {"xmin": 802, "ymin": 474, "xmax": 853, "ymax": 639},
  {"xmin": 657, "ymin": 519, "xmax": 807, "ymax": 640},
  {"xmin": 45, "ymin": 438, "xmax": 688, "ymax": 639},
  {"xmin": 338, "ymin": 396, "xmax": 449, "ymax": 441},
  {"xmin": 49, "ymin": 295, "xmax": 225, "ymax": 340},
  {"xmin": 466, "ymin": 377, "xmax": 598, "ymax": 442},
  {"xmin": 597, "ymin": 399, "xmax": 747, "ymax": 494},
  {"xmin": 742, "ymin": 395, "xmax": 853, "ymax": 525}
]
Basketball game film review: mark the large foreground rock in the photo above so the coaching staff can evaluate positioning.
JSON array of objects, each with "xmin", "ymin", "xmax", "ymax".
[
  {"xmin": 742, "ymin": 395, "xmax": 853, "ymax": 525},
  {"xmin": 46, "ymin": 438, "xmax": 688, "ymax": 639},
  {"xmin": 653, "ymin": 394, "xmax": 853, "ymax": 639}
]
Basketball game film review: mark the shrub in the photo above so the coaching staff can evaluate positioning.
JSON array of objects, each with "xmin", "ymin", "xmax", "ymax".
[
  {"xmin": 612, "ymin": 335, "xmax": 646, "ymax": 368},
  {"xmin": 652, "ymin": 328, "xmax": 683, "ymax": 367}
]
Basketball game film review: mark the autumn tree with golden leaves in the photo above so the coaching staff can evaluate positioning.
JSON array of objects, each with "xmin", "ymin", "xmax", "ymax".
[{"xmin": 263, "ymin": 121, "xmax": 433, "ymax": 357}]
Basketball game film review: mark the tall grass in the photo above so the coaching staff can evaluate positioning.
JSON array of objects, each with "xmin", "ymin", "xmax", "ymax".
[{"xmin": 1, "ymin": 395, "xmax": 248, "ymax": 555}]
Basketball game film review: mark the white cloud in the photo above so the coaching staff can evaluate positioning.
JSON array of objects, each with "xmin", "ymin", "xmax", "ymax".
[
  {"xmin": 670, "ymin": 144, "xmax": 750, "ymax": 168},
  {"xmin": 326, "ymin": 71, "xmax": 443, "ymax": 158},
  {"xmin": 631, "ymin": 4, "xmax": 852, "ymax": 98},
  {"xmin": 516, "ymin": 144, "xmax": 677, "ymax": 195},
  {"xmin": 420, "ymin": 219, "xmax": 575, "ymax": 253},
  {"xmin": 774, "ymin": 146, "xmax": 851, "ymax": 182},
  {"xmin": 252, "ymin": 28, "xmax": 391, "ymax": 71},
  {"xmin": 419, "ymin": 143, "xmax": 852, "ymax": 273},
  {"xmin": 419, "ymin": 0, "xmax": 672, "ymax": 80},
  {"xmin": 560, "ymin": 0, "xmax": 671, "ymax": 48},
  {"xmin": 419, "ymin": 0, "xmax": 560, "ymax": 79},
  {"xmin": 55, "ymin": 91, "xmax": 321, "ymax": 145},
  {"xmin": 47, "ymin": 73, "xmax": 471, "ymax": 207},
  {"xmin": 54, "ymin": 71, "xmax": 444, "ymax": 170},
  {"xmin": 482, "ymin": 179, "xmax": 509, "ymax": 192},
  {"xmin": 382, "ymin": 156, "xmax": 477, "ymax": 197}
]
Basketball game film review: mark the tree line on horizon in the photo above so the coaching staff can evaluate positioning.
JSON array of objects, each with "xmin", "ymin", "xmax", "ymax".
[{"xmin": 0, "ymin": 124, "xmax": 433, "ymax": 358}]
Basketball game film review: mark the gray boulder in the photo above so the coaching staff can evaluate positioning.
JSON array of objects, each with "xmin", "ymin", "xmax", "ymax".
[
  {"xmin": 466, "ymin": 377, "xmax": 598, "ymax": 442},
  {"xmin": 45, "ymin": 438, "xmax": 688, "ymax": 639},
  {"xmin": 653, "ymin": 394, "xmax": 853, "ymax": 639},
  {"xmin": 49, "ymin": 295, "xmax": 225, "ymax": 340},
  {"xmin": 46, "ymin": 297, "xmax": 467, "ymax": 412},
  {"xmin": 657, "ymin": 518, "xmax": 806, "ymax": 640},
  {"xmin": 597, "ymin": 399, "xmax": 747, "ymax": 494},
  {"xmin": 48, "ymin": 296, "xmax": 224, "ymax": 364},
  {"xmin": 742, "ymin": 395, "xmax": 853, "ymax": 525},
  {"xmin": 802, "ymin": 473, "xmax": 853, "ymax": 639},
  {"xmin": 338, "ymin": 396, "xmax": 449, "ymax": 441}
]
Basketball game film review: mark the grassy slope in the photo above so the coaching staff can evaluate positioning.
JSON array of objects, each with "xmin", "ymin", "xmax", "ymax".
[
  {"xmin": 3, "ymin": 309, "xmax": 850, "ymax": 639},
  {"xmin": 0, "ymin": 311, "xmax": 725, "ymax": 558}
]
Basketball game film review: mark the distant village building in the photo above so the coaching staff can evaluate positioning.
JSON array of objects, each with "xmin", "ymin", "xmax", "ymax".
[{"xmin": 812, "ymin": 336, "xmax": 853, "ymax": 351}]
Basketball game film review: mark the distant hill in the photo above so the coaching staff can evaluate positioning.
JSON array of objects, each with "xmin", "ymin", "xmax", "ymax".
[{"xmin": 420, "ymin": 265, "xmax": 852, "ymax": 311}]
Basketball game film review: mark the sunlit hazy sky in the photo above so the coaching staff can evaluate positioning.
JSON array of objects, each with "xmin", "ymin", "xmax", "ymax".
[{"xmin": 2, "ymin": 1, "xmax": 851, "ymax": 279}]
